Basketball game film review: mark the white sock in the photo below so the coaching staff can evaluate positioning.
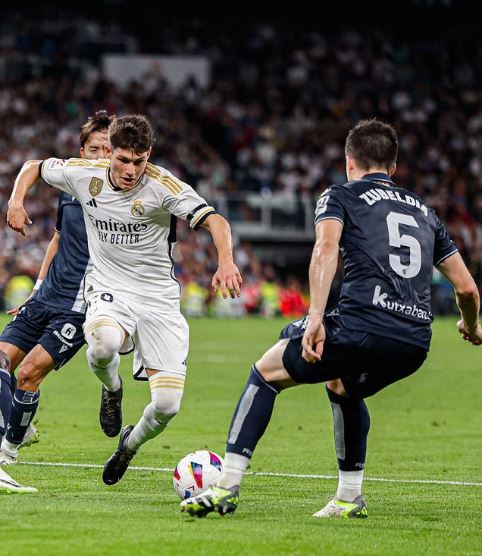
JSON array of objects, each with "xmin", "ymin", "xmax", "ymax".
[
  {"xmin": 217, "ymin": 453, "xmax": 250, "ymax": 489},
  {"xmin": 336, "ymin": 470, "xmax": 364, "ymax": 502},
  {"xmin": 1, "ymin": 439, "xmax": 18, "ymax": 455},
  {"xmin": 87, "ymin": 349, "xmax": 121, "ymax": 392},
  {"xmin": 127, "ymin": 374, "xmax": 183, "ymax": 451}
]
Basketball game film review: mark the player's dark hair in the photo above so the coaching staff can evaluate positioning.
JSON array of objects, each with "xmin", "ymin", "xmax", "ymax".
[
  {"xmin": 345, "ymin": 119, "xmax": 398, "ymax": 171},
  {"xmin": 79, "ymin": 110, "xmax": 114, "ymax": 147},
  {"xmin": 109, "ymin": 114, "xmax": 154, "ymax": 153}
]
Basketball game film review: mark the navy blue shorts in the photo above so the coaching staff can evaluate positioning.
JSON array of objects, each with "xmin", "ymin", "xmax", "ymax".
[
  {"xmin": 280, "ymin": 314, "xmax": 428, "ymax": 399},
  {"xmin": 0, "ymin": 298, "xmax": 85, "ymax": 369}
]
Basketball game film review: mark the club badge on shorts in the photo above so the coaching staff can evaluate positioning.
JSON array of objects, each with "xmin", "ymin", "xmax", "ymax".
[
  {"xmin": 131, "ymin": 199, "xmax": 145, "ymax": 216},
  {"xmin": 89, "ymin": 177, "xmax": 104, "ymax": 196}
]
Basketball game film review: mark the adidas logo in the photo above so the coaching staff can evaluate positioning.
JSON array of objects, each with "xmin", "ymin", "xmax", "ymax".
[{"xmin": 86, "ymin": 198, "xmax": 98, "ymax": 207}]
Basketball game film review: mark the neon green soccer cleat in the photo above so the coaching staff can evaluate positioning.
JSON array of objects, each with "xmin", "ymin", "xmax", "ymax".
[
  {"xmin": 180, "ymin": 485, "xmax": 239, "ymax": 518},
  {"xmin": 312, "ymin": 495, "xmax": 368, "ymax": 518}
]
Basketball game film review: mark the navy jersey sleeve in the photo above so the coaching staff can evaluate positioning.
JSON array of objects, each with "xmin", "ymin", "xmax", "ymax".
[
  {"xmin": 55, "ymin": 194, "xmax": 64, "ymax": 233},
  {"xmin": 433, "ymin": 212, "xmax": 458, "ymax": 266},
  {"xmin": 314, "ymin": 186, "xmax": 346, "ymax": 225}
]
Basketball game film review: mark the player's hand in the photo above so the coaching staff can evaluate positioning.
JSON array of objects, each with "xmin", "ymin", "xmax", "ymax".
[
  {"xmin": 302, "ymin": 314, "xmax": 325, "ymax": 363},
  {"xmin": 211, "ymin": 262, "xmax": 243, "ymax": 299},
  {"xmin": 6, "ymin": 305, "xmax": 21, "ymax": 316},
  {"xmin": 457, "ymin": 319, "xmax": 482, "ymax": 346},
  {"xmin": 7, "ymin": 204, "xmax": 32, "ymax": 236}
]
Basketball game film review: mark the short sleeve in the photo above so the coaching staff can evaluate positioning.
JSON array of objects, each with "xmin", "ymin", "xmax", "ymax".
[
  {"xmin": 433, "ymin": 213, "xmax": 458, "ymax": 266},
  {"xmin": 157, "ymin": 169, "xmax": 216, "ymax": 229},
  {"xmin": 314, "ymin": 187, "xmax": 346, "ymax": 225},
  {"xmin": 41, "ymin": 158, "xmax": 76, "ymax": 196}
]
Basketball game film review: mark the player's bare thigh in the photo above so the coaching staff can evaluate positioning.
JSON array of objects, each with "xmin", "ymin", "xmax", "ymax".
[
  {"xmin": 0, "ymin": 341, "xmax": 27, "ymax": 372},
  {"xmin": 255, "ymin": 339, "xmax": 297, "ymax": 390}
]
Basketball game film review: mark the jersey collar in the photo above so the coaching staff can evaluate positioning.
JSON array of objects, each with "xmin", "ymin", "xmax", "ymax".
[{"xmin": 362, "ymin": 172, "xmax": 395, "ymax": 186}]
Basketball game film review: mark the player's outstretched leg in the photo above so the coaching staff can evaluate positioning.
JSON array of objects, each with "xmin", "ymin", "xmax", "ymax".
[
  {"xmin": 313, "ymin": 384, "xmax": 370, "ymax": 519},
  {"xmin": 85, "ymin": 320, "xmax": 124, "ymax": 437},
  {"xmin": 0, "ymin": 350, "xmax": 12, "ymax": 444},
  {"xmin": 103, "ymin": 371, "xmax": 184, "ymax": 485},
  {"xmin": 181, "ymin": 364, "xmax": 280, "ymax": 517}
]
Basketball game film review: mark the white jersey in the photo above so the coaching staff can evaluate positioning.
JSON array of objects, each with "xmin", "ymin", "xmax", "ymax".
[{"xmin": 41, "ymin": 157, "xmax": 215, "ymax": 311}]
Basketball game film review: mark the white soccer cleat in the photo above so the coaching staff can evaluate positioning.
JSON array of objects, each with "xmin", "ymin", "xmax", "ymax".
[
  {"xmin": 313, "ymin": 496, "xmax": 368, "ymax": 518},
  {"xmin": 0, "ymin": 446, "xmax": 18, "ymax": 465},
  {"xmin": 19, "ymin": 423, "xmax": 40, "ymax": 449},
  {"xmin": 0, "ymin": 467, "xmax": 37, "ymax": 493}
]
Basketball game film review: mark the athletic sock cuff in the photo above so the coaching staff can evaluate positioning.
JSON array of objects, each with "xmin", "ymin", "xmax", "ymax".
[
  {"xmin": 14, "ymin": 389, "xmax": 40, "ymax": 405},
  {"xmin": 251, "ymin": 364, "xmax": 280, "ymax": 394}
]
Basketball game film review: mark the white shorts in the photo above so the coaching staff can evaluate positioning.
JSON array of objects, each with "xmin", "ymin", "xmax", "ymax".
[{"xmin": 84, "ymin": 277, "xmax": 189, "ymax": 380}]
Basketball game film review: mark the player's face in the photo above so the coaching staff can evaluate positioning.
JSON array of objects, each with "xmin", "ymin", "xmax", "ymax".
[
  {"xmin": 80, "ymin": 130, "xmax": 109, "ymax": 160},
  {"xmin": 109, "ymin": 147, "xmax": 151, "ymax": 190}
]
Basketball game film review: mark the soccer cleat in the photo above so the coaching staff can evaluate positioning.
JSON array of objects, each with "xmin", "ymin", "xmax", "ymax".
[
  {"xmin": 312, "ymin": 495, "xmax": 368, "ymax": 518},
  {"xmin": 102, "ymin": 425, "xmax": 136, "ymax": 485},
  {"xmin": 180, "ymin": 485, "xmax": 239, "ymax": 518},
  {"xmin": 100, "ymin": 377, "xmax": 123, "ymax": 437},
  {"xmin": 0, "ymin": 446, "xmax": 18, "ymax": 465},
  {"xmin": 0, "ymin": 467, "xmax": 37, "ymax": 493},
  {"xmin": 19, "ymin": 423, "xmax": 40, "ymax": 449}
]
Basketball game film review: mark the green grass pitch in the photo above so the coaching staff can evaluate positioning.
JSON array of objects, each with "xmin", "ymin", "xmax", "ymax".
[{"xmin": 0, "ymin": 316, "xmax": 481, "ymax": 555}]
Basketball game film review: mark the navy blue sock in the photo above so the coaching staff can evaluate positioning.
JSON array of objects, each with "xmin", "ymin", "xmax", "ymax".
[
  {"xmin": 0, "ymin": 369, "xmax": 13, "ymax": 440},
  {"xmin": 226, "ymin": 365, "xmax": 279, "ymax": 458},
  {"xmin": 326, "ymin": 386, "xmax": 370, "ymax": 471},
  {"xmin": 9, "ymin": 373, "xmax": 17, "ymax": 396},
  {"xmin": 6, "ymin": 389, "xmax": 40, "ymax": 445}
]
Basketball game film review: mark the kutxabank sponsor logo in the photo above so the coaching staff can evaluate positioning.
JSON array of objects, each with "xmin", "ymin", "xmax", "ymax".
[{"xmin": 372, "ymin": 285, "xmax": 431, "ymax": 321}]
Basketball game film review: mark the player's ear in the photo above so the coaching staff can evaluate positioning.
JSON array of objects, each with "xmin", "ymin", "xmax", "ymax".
[
  {"xmin": 389, "ymin": 163, "xmax": 397, "ymax": 177},
  {"xmin": 146, "ymin": 147, "xmax": 152, "ymax": 160},
  {"xmin": 103, "ymin": 144, "xmax": 112, "ymax": 158},
  {"xmin": 345, "ymin": 155, "xmax": 355, "ymax": 178},
  {"xmin": 79, "ymin": 147, "xmax": 85, "ymax": 159}
]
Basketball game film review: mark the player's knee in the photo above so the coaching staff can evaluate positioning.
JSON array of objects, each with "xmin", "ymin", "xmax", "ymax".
[
  {"xmin": 17, "ymin": 363, "xmax": 44, "ymax": 391},
  {"xmin": 0, "ymin": 349, "xmax": 11, "ymax": 372},
  {"xmin": 86, "ymin": 325, "xmax": 123, "ymax": 365}
]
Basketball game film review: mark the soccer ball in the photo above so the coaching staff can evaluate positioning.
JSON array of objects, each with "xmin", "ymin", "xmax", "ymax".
[{"xmin": 173, "ymin": 450, "xmax": 224, "ymax": 500}]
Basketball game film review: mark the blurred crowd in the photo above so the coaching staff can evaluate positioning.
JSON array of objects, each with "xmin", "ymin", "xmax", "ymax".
[{"xmin": 1, "ymin": 11, "xmax": 481, "ymax": 315}]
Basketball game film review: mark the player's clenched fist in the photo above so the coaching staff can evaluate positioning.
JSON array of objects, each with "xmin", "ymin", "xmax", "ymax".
[{"xmin": 457, "ymin": 319, "xmax": 482, "ymax": 346}]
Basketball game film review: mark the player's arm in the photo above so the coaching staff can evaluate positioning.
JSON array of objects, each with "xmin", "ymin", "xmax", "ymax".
[
  {"xmin": 200, "ymin": 214, "xmax": 242, "ymax": 299},
  {"xmin": 7, "ymin": 160, "xmax": 42, "ymax": 236},
  {"xmin": 301, "ymin": 218, "xmax": 343, "ymax": 362},
  {"xmin": 437, "ymin": 252, "xmax": 482, "ymax": 345}
]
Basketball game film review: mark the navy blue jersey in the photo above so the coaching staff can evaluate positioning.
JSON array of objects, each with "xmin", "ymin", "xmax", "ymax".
[
  {"xmin": 35, "ymin": 192, "xmax": 91, "ymax": 312},
  {"xmin": 315, "ymin": 173, "xmax": 457, "ymax": 349}
]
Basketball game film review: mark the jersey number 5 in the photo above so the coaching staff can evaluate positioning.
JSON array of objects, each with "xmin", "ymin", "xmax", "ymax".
[{"xmin": 386, "ymin": 211, "xmax": 421, "ymax": 278}]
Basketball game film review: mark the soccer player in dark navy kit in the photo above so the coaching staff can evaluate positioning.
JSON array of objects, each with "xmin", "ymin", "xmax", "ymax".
[
  {"xmin": 181, "ymin": 119, "xmax": 482, "ymax": 518},
  {"xmin": 0, "ymin": 112, "xmax": 113, "ymax": 478}
]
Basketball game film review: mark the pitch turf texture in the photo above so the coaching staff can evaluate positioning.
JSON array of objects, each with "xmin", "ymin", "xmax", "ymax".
[{"xmin": 1, "ymin": 316, "xmax": 481, "ymax": 556}]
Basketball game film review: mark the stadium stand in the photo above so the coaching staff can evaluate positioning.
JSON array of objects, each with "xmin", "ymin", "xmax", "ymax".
[{"xmin": 1, "ymin": 5, "xmax": 481, "ymax": 314}]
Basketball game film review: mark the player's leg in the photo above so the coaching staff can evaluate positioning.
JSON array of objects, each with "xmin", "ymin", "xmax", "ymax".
[
  {"xmin": 102, "ymin": 310, "xmax": 188, "ymax": 485},
  {"xmin": 83, "ymin": 291, "xmax": 136, "ymax": 437},
  {"xmin": 314, "ymin": 333, "xmax": 427, "ymax": 519},
  {"xmin": 0, "ymin": 344, "xmax": 29, "ymax": 443},
  {"xmin": 103, "ymin": 369, "xmax": 185, "ymax": 485},
  {"xmin": 312, "ymin": 378, "xmax": 369, "ymax": 518},
  {"xmin": 0, "ymin": 345, "xmax": 54, "ymax": 464},
  {"xmin": 181, "ymin": 339, "xmax": 297, "ymax": 516}
]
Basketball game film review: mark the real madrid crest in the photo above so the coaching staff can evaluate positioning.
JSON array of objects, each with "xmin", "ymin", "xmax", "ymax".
[
  {"xmin": 89, "ymin": 177, "xmax": 103, "ymax": 197},
  {"xmin": 131, "ymin": 199, "xmax": 145, "ymax": 217}
]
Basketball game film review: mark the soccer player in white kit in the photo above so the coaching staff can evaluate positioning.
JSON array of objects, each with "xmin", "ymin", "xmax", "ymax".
[{"xmin": 7, "ymin": 114, "xmax": 242, "ymax": 485}]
